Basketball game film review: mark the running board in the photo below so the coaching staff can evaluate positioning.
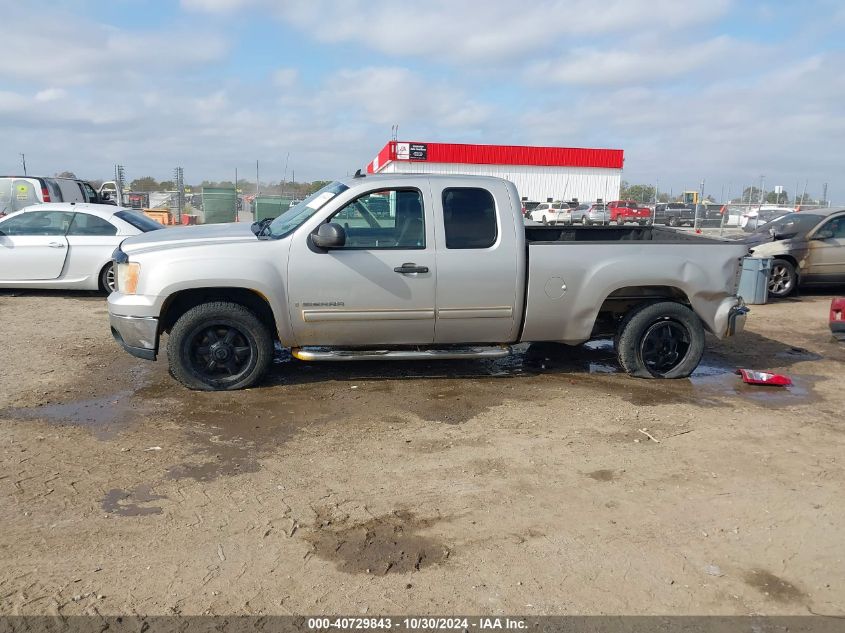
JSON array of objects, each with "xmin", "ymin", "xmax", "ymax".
[{"xmin": 290, "ymin": 346, "xmax": 511, "ymax": 362}]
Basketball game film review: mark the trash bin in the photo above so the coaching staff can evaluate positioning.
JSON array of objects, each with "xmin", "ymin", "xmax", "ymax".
[{"xmin": 737, "ymin": 256, "xmax": 772, "ymax": 305}]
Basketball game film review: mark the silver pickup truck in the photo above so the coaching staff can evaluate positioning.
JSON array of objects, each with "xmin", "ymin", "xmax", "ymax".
[{"xmin": 108, "ymin": 174, "xmax": 750, "ymax": 390}]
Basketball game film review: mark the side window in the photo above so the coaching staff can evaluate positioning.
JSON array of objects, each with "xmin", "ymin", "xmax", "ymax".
[
  {"xmin": 82, "ymin": 183, "xmax": 98, "ymax": 202},
  {"xmin": 68, "ymin": 213, "xmax": 118, "ymax": 236},
  {"xmin": 820, "ymin": 217, "xmax": 845, "ymax": 238},
  {"xmin": 0, "ymin": 211, "xmax": 75, "ymax": 236},
  {"xmin": 328, "ymin": 189, "xmax": 424, "ymax": 249},
  {"xmin": 442, "ymin": 187, "xmax": 498, "ymax": 250},
  {"xmin": 44, "ymin": 179, "xmax": 63, "ymax": 202}
]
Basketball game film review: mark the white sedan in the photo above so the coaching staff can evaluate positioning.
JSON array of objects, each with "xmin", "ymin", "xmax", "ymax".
[{"xmin": 0, "ymin": 203, "xmax": 164, "ymax": 293}]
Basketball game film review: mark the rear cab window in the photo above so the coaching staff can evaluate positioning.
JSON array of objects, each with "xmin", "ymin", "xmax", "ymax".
[{"xmin": 442, "ymin": 187, "xmax": 498, "ymax": 249}]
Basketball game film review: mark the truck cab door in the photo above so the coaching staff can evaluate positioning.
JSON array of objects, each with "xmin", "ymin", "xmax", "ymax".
[
  {"xmin": 287, "ymin": 186, "xmax": 436, "ymax": 346},
  {"xmin": 432, "ymin": 181, "xmax": 521, "ymax": 344},
  {"xmin": 0, "ymin": 210, "xmax": 73, "ymax": 280}
]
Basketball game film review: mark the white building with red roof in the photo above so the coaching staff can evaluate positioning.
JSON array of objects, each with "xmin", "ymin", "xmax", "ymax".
[{"xmin": 366, "ymin": 141, "xmax": 624, "ymax": 203}]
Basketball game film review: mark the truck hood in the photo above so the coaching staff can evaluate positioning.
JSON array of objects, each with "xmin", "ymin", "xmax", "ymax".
[{"xmin": 121, "ymin": 222, "xmax": 257, "ymax": 254}]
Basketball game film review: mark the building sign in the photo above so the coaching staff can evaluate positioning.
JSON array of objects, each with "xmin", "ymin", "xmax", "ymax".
[
  {"xmin": 395, "ymin": 142, "xmax": 428, "ymax": 161},
  {"xmin": 409, "ymin": 143, "xmax": 428, "ymax": 160}
]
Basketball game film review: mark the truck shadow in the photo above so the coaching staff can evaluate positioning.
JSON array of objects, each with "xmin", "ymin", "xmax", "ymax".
[{"xmin": 264, "ymin": 329, "xmax": 836, "ymax": 388}]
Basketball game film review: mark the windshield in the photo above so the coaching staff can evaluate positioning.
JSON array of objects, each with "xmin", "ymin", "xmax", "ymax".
[
  {"xmin": 115, "ymin": 210, "xmax": 165, "ymax": 232},
  {"xmin": 267, "ymin": 181, "xmax": 349, "ymax": 238},
  {"xmin": 755, "ymin": 213, "xmax": 823, "ymax": 235}
]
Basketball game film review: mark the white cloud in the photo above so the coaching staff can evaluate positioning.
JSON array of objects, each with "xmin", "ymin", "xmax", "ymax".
[
  {"xmin": 527, "ymin": 36, "xmax": 758, "ymax": 86},
  {"xmin": 181, "ymin": 0, "xmax": 258, "ymax": 12},
  {"xmin": 272, "ymin": 67, "xmax": 299, "ymax": 88},
  {"xmin": 34, "ymin": 89, "xmax": 67, "ymax": 103},
  {"xmin": 0, "ymin": 5, "xmax": 228, "ymax": 86}
]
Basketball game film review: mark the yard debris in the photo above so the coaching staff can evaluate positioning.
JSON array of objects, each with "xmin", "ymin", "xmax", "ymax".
[
  {"xmin": 638, "ymin": 428, "xmax": 660, "ymax": 443},
  {"xmin": 143, "ymin": 446, "xmax": 163, "ymax": 452},
  {"xmin": 735, "ymin": 369, "xmax": 792, "ymax": 386}
]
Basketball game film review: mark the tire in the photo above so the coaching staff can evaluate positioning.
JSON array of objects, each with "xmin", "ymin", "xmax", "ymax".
[
  {"xmin": 616, "ymin": 301, "xmax": 705, "ymax": 379},
  {"xmin": 541, "ymin": 215, "xmax": 547, "ymax": 225},
  {"xmin": 167, "ymin": 301, "xmax": 274, "ymax": 391},
  {"xmin": 768, "ymin": 259, "xmax": 797, "ymax": 298},
  {"xmin": 99, "ymin": 262, "xmax": 115, "ymax": 294},
  {"xmin": 668, "ymin": 216, "xmax": 679, "ymax": 227}
]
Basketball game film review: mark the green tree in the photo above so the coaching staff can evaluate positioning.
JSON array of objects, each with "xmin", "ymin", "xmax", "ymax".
[
  {"xmin": 736, "ymin": 186, "xmax": 763, "ymax": 203},
  {"xmin": 765, "ymin": 190, "xmax": 789, "ymax": 204},
  {"xmin": 621, "ymin": 183, "xmax": 657, "ymax": 203},
  {"xmin": 130, "ymin": 176, "xmax": 159, "ymax": 192},
  {"xmin": 56, "ymin": 171, "xmax": 77, "ymax": 179},
  {"xmin": 158, "ymin": 180, "xmax": 175, "ymax": 191}
]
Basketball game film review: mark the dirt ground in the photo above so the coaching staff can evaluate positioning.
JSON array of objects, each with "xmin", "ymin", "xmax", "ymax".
[{"xmin": 0, "ymin": 290, "xmax": 843, "ymax": 616}]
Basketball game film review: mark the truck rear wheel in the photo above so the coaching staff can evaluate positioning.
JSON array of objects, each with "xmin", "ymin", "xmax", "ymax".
[
  {"xmin": 167, "ymin": 301, "xmax": 273, "ymax": 391},
  {"xmin": 616, "ymin": 301, "xmax": 704, "ymax": 378}
]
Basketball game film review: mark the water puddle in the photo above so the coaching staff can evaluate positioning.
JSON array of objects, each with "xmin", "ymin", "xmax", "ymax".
[
  {"xmin": 3, "ymin": 390, "xmax": 135, "ymax": 439},
  {"xmin": 101, "ymin": 484, "xmax": 166, "ymax": 517},
  {"xmin": 690, "ymin": 372, "xmax": 815, "ymax": 405}
]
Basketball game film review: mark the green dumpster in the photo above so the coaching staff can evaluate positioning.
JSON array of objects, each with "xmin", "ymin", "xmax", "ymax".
[
  {"xmin": 253, "ymin": 196, "xmax": 293, "ymax": 222},
  {"xmin": 201, "ymin": 187, "xmax": 238, "ymax": 224}
]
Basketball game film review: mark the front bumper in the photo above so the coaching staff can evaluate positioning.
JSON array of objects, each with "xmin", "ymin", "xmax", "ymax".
[{"xmin": 110, "ymin": 313, "xmax": 159, "ymax": 360}]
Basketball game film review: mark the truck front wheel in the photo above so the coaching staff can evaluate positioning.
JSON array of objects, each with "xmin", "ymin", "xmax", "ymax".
[
  {"xmin": 616, "ymin": 301, "xmax": 705, "ymax": 378},
  {"xmin": 167, "ymin": 301, "xmax": 274, "ymax": 390}
]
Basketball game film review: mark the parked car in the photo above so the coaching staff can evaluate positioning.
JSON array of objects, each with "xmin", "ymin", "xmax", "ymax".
[
  {"xmin": 653, "ymin": 203, "xmax": 695, "ymax": 227},
  {"xmin": 573, "ymin": 202, "xmax": 609, "ymax": 225},
  {"xmin": 547, "ymin": 202, "xmax": 575, "ymax": 226},
  {"xmin": 0, "ymin": 203, "xmax": 164, "ymax": 293},
  {"xmin": 108, "ymin": 173, "xmax": 750, "ymax": 390},
  {"xmin": 744, "ymin": 208, "xmax": 845, "ymax": 297},
  {"xmin": 1, "ymin": 176, "xmax": 112, "ymax": 218},
  {"xmin": 696, "ymin": 203, "xmax": 728, "ymax": 225},
  {"xmin": 528, "ymin": 202, "xmax": 565, "ymax": 224},
  {"xmin": 607, "ymin": 200, "xmax": 651, "ymax": 225},
  {"xmin": 740, "ymin": 205, "xmax": 793, "ymax": 232},
  {"xmin": 830, "ymin": 297, "xmax": 845, "ymax": 341},
  {"xmin": 521, "ymin": 200, "xmax": 540, "ymax": 217}
]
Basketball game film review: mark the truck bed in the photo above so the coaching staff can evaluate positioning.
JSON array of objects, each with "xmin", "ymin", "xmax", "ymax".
[
  {"xmin": 524, "ymin": 224, "xmax": 727, "ymax": 244},
  {"xmin": 519, "ymin": 224, "xmax": 750, "ymax": 345}
]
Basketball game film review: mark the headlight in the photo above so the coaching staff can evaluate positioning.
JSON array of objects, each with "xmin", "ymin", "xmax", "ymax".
[{"xmin": 116, "ymin": 262, "xmax": 141, "ymax": 294}]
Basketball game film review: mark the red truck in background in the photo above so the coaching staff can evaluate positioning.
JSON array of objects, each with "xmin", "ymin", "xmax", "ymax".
[{"xmin": 607, "ymin": 200, "xmax": 652, "ymax": 225}]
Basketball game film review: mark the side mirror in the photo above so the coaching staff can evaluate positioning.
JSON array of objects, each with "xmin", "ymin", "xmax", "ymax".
[
  {"xmin": 814, "ymin": 229, "xmax": 834, "ymax": 240},
  {"xmin": 101, "ymin": 191, "xmax": 111, "ymax": 201},
  {"xmin": 312, "ymin": 222, "xmax": 346, "ymax": 249}
]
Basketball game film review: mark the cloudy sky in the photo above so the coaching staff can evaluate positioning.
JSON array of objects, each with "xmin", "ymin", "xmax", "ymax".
[{"xmin": 1, "ymin": 0, "xmax": 843, "ymax": 200}]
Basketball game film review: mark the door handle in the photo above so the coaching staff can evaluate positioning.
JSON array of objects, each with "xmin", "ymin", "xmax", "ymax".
[
  {"xmin": 394, "ymin": 263, "xmax": 428, "ymax": 274},
  {"xmin": 48, "ymin": 242, "xmax": 65, "ymax": 248}
]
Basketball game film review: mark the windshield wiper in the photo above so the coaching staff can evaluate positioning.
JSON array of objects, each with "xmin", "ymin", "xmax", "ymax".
[{"xmin": 251, "ymin": 218, "xmax": 273, "ymax": 238}]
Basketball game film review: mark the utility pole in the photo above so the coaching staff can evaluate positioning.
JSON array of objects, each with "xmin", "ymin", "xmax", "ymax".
[
  {"xmin": 822, "ymin": 182, "xmax": 829, "ymax": 206},
  {"xmin": 173, "ymin": 167, "xmax": 184, "ymax": 223},
  {"xmin": 20, "ymin": 153, "xmax": 27, "ymax": 175},
  {"xmin": 256, "ymin": 160, "xmax": 260, "ymax": 197},
  {"xmin": 759, "ymin": 175, "xmax": 765, "ymax": 205},
  {"xmin": 694, "ymin": 179, "xmax": 704, "ymax": 230}
]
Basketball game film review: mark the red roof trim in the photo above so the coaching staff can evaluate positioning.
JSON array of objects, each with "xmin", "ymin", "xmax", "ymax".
[{"xmin": 368, "ymin": 141, "xmax": 624, "ymax": 171}]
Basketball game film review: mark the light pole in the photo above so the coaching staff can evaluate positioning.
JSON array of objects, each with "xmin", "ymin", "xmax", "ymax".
[{"xmin": 759, "ymin": 175, "xmax": 765, "ymax": 205}]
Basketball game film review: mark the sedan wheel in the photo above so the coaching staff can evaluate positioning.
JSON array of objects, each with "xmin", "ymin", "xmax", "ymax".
[
  {"xmin": 768, "ymin": 260, "xmax": 797, "ymax": 298},
  {"xmin": 100, "ymin": 263, "xmax": 116, "ymax": 294}
]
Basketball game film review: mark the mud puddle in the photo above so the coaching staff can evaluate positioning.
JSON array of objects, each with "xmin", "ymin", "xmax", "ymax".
[
  {"xmin": 305, "ymin": 509, "xmax": 450, "ymax": 575},
  {"xmin": 102, "ymin": 484, "xmax": 167, "ymax": 516},
  {"xmin": 3, "ymin": 390, "xmax": 136, "ymax": 440}
]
